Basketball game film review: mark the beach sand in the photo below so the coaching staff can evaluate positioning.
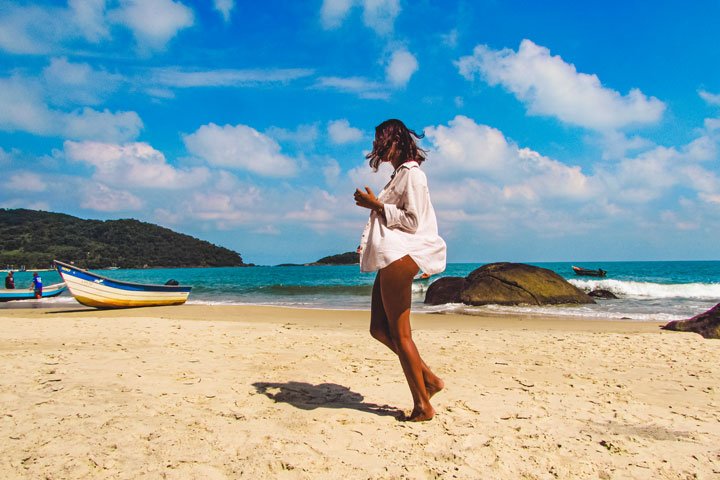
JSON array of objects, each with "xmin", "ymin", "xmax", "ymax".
[{"xmin": 1, "ymin": 305, "xmax": 718, "ymax": 479}]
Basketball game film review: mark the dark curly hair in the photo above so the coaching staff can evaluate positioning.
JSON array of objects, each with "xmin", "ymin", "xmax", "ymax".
[{"xmin": 365, "ymin": 119, "xmax": 426, "ymax": 171}]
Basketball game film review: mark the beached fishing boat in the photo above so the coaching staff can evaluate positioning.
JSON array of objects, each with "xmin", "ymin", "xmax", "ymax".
[
  {"xmin": 572, "ymin": 265, "xmax": 607, "ymax": 277},
  {"xmin": 54, "ymin": 260, "xmax": 191, "ymax": 308},
  {"xmin": 0, "ymin": 283, "xmax": 67, "ymax": 302}
]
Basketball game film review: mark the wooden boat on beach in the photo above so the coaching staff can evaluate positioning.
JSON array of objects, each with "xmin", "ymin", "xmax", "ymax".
[
  {"xmin": 572, "ymin": 265, "xmax": 607, "ymax": 277},
  {"xmin": 0, "ymin": 283, "xmax": 67, "ymax": 302},
  {"xmin": 54, "ymin": 260, "xmax": 191, "ymax": 309}
]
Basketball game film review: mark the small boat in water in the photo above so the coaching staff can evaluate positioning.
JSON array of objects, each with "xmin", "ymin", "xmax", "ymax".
[
  {"xmin": 0, "ymin": 283, "xmax": 67, "ymax": 302},
  {"xmin": 572, "ymin": 265, "xmax": 607, "ymax": 277},
  {"xmin": 54, "ymin": 260, "xmax": 191, "ymax": 309}
]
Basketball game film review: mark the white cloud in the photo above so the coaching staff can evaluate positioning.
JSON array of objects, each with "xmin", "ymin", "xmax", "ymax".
[
  {"xmin": 80, "ymin": 183, "xmax": 143, "ymax": 212},
  {"xmin": 421, "ymin": 116, "xmax": 720, "ymax": 224},
  {"xmin": 328, "ymin": 119, "xmax": 363, "ymax": 144},
  {"xmin": 149, "ymin": 67, "xmax": 313, "ymax": 88},
  {"xmin": 0, "ymin": 4, "xmax": 73, "ymax": 54},
  {"xmin": 705, "ymin": 118, "xmax": 720, "ymax": 132},
  {"xmin": 319, "ymin": 0, "xmax": 400, "ymax": 35},
  {"xmin": 0, "ymin": 76, "xmax": 142, "ymax": 142},
  {"xmin": 607, "ymin": 138, "xmax": 720, "ymax": 205},
  {"xmin": 69, "ymin": 0, "xmax": 109, "ymax": 42},
  {"xmin": 0, "ymin": 0, "xmax": 194, "ymax": 54},
  {"xmin": 109, "ymin": 0, "xmax": 194, "ymax": 51},
  {"xmin": 64, "ymin": 108, "xmax": 143, "ymax": 142},
  {"xmin": 184, "ymin": 193, "xmax": 253, "ymax": 223},
  {"xmin": 424, "ymin": 116, "xmax": 596, "ymax": 201},
  {"xmin": 316, "ymin": 76, "xmax": 389, "ymax": 99},
  {"xmin": 213, "ymin": 0, "xmax": 235, "ymax": 22},
  {"xmin": 183, "ymin": 123, "xmax": 298, "ymax": 177},
  {"xmin": 320, "ymin": 0, "xmax": 354, "ymax": 29},
  {"xmin": 699, "ymin": 90, "xmax": 720, "ymax": 106},
  {"xmin": 700, "ymin": 193, "xmax": 720, "ymax": 204},
  {"xmin": 362, "ymin": 0, "xmax": 400, "ymax": 35},
  {"xmin": 595, "ymin": 130, "xmax": 653, "ymax": 161},
  {"xmin": 65, "ymin": 140, "xmax": 209, "ymax": 189},
  {"xmin": 457, "ymin": 39, "xmax": 665, "ymax": 131},
  {"xmin": 348, "ymin": 161, "xmax": 394, "ymax": 193},
  {"xmin": 0, "ymin": 77, "xmax": 54, "ymax": 134},
  {"xmin": 323, "ymin": 159, "xmax": 341, "ymax": 185},
  {"xmin": 385, "ymin": 49, "xmax": 418, "ymax": 87},
  {"xmin": 0, "ymin": 147, "xmax": 14, "ymax": 167},
  {"xmin": 0, "ymin": 1, "xmax": 110, "ymax": 54},
  {"xmin": 7, "ymin": 172, "xmax": 47, "ymax": 192},
  {"xmin": 43, "ymin": 57, "xmax": 123, "ymax": 106}
]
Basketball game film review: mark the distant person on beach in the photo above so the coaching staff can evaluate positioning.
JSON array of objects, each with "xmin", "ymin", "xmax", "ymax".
[
  {"xmin": 31, "ymin": 272, "xmax": 42, "ymax": 298},
  {"xmin": 4, "ymin": 271, "xmax": 14, "ymax": 289},
  {"xmin": 354, "ymin": 119, "xmax": 447, "ymax": 421}
]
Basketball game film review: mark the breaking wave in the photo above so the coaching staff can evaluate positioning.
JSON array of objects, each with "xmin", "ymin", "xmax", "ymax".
[{"xmin": 569, "ymin": 279, "xmax": 720, "ymax": 300}]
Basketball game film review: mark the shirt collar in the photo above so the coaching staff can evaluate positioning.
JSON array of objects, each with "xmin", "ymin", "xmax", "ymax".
[{"xmin": 391, "ymin": 160, "xmax": 419, "ymax": 178}]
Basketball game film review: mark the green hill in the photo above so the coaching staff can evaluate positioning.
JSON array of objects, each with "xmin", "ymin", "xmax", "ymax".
[
  {"xmin": 0, "ymin": 209, "xmax": 248, "ymax": 269},
  {"xmin": 314, "ymin": 251, "xmax": 359, "ymax": 265}
]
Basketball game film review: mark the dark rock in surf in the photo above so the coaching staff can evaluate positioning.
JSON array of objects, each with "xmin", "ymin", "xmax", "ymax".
[
  {"xmin": 424, "ymin": 262, "xmax": 594, "ymax": 306},
  {"xmin": 424, "ymin": 277, "xmax": 466, "ymax": 305},
  {"xmin": 461, "ymin": 263, "xmax": 594, "ymax": 306},
  {"xmin": 588, "ymin": 289, "xmax": 618, "ymax": 299},
  {"xmin": 662, "ymin": 303, "xmax": 720, "ymax": 339}
]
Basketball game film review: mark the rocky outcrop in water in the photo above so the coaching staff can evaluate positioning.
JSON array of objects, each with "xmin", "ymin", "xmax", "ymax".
[
  {"xmin": 425, "ymin": 262, "xmax": 595, "ymax": 306},
  {"xmin": 588, "ymin": 289, "xmax": 618, "ymax": 299},
  {"xmin": 662, "ymin": 303, "xmax": 720, "ymax": 339}
]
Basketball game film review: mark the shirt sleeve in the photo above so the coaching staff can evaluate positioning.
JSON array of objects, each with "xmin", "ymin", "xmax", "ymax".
[{"xmin": 383, "ymin": 168, "xmax": 427, "ymax": 233}]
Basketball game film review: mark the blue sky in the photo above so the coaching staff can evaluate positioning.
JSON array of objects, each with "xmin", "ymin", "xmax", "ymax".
[{"xmin": 1, "ymin": 0, "xmax": 719, "ymax": 265}]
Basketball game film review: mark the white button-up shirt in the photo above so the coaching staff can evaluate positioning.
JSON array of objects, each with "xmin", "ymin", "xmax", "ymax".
[{"xmin": 359, "ymin": 161, "xmax": 447, "ymax": 274}]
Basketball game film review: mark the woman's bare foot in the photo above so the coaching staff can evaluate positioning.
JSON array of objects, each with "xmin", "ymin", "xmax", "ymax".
[
  {"xmin": 425, "ymin": 376, "xmax": 444, "ymax": 399},
  {"xmin": 405, "ymin": 406, "xmax": 435, "ymax": 422}
]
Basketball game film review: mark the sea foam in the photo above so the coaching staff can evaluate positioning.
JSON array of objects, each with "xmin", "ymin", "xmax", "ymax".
[{"xmin": 569, "ymin": 279, "xmax": 720, "ymax": 300}]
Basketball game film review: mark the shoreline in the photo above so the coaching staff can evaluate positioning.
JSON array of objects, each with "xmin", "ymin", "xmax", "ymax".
[
  {"xmin": 0, "ymin": 303, "xmax": 667, "ymax": 332},
  {"xmin": 1, "ymin": 304, "xmax": 717, "ymax": 478}
]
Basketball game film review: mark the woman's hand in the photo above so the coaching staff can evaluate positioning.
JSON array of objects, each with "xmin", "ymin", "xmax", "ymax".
[{"xmin": 354, "ymin": 187, "xmax": 383, "ymax": 212}]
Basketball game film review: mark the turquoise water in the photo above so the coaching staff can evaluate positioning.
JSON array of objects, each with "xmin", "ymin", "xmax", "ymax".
[{"xmin": 4, "ymin": 261, "xmax": 719, "ymax": 321}]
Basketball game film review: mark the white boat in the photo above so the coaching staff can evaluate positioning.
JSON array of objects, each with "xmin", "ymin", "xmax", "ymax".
[{"xmin": 54, "ymin": 260, "xmax": 191, "ymax": 309}]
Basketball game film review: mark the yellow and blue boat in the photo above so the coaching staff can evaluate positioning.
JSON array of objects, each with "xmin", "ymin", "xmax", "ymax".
[
  {"xmin": 0, "ymin": 283, "xmax": 67, "ymax": 302},
  {"xmin": 54, "ymin": 260, "xmax": 191, "ymax": 309}
]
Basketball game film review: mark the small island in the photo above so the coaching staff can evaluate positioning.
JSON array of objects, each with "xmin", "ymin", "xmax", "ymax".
[
  {"xmin": 275, "ymin": 251, "xmax": 359, "ymax": 267},
  {"xmin": 312, "ymin": 251, "xmax": 359, "ymax": 265}
]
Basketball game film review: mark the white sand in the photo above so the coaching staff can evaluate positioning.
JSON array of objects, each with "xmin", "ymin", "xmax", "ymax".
[{"xmin": 0, "ymin": 305, "xmax": 718, "ymax": 479}]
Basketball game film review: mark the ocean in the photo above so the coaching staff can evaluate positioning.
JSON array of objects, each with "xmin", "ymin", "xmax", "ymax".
[{"xmin": 3, "ymin": 261, "xmax": 719, "ymax": 321}]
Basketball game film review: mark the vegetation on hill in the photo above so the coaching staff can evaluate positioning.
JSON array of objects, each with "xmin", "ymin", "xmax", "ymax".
[
  {"xmin": 0, "ymin": 209, "xmax": 248, "ymax": 269},
  {"xmin": 314, "ymin": 251, "xmax": 359, "ymax": 265}
]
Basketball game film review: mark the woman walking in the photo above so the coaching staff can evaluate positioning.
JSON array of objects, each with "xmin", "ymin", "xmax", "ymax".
[{"xmin": 354, "ymin": 119, "xmax": 447, "ymax": 421}]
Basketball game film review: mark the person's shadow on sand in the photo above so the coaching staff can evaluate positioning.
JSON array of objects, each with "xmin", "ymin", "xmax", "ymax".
[{"xmin": 252, "ymin": 381, "xmax": 401, "ymax": 418}]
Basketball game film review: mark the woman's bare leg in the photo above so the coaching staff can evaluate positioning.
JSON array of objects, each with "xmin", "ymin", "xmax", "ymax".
[
  {"xmin": 378, "ymin": 255, "xmax": 437, "ymax": 421},
  {"xmin": 369, "ymin": 275, "xmax": 444, "ymax": 397}
]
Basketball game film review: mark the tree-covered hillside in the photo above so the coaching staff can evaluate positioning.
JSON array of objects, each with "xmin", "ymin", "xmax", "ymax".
[
  {"xmin": 314, "ymin": 251, "xmax": 359, "ymax": 265},
  {"xmin": 0, "ymin": 209, "xmax": 248, "ymax": 269}
]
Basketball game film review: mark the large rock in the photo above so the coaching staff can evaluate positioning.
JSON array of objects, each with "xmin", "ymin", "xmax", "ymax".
[
  {"xmin": 662, "ymin": 303, "xmax": 720, "ymax": 339},
  {"xmin": 425, "ymin": 277, "xmax": 466, "ymax": 305},
  {"xmin": 425, "ymin": 262, "xmax": 594, "ymax": 306}
]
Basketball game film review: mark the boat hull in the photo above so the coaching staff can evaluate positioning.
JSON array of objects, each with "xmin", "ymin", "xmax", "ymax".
[
  {"xmin": 54, "ymin": 260, "xmax": 191, "ymax": 309},
  {"xmin": 572, "ymin": 266, "xmax": 607, "ymax": 277},
  {"xmin": 0, "ymin": 283, "xmax": 67, "ymax": 302}
]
